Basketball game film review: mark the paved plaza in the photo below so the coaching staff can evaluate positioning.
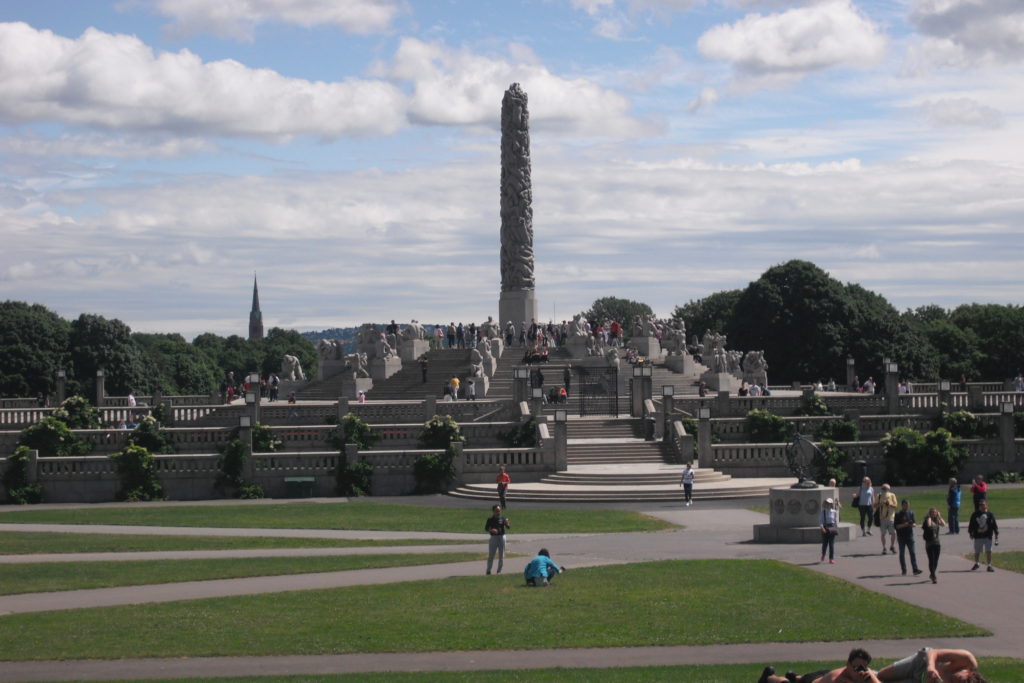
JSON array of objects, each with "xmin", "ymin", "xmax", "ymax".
[{"xmin": 0, "ymin": 493, "xmax": 1021, "ymax": 681}]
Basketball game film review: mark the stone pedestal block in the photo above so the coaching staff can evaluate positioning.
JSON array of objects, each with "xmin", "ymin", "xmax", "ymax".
[
  {"xmin": 488, "ymin": 338, "xmax": 504, "ymax": 359},
  {"xmin": 753, "ymin": 485, "xmax": 855, "ymax": 543},
  {"xmin": 631, "ymin": 336, "xmax": 662, "ymax": 359},
  {"xmin": 399, "ymin": 339, "xmax": 430, "ymax": 363},
  {"xmin": 318, "ymin": 359, "xmax": 348, "ymax": 382},
  {"xmin": 700, "ymin": 371, "xmax": 741, "ymax": 393},
  {"xmin": 664, "ymin": 352, "xmax": 704, "ymax": 375},
  {"xmin": 565, "ymin": 337, "xmax": 591, "ymax": 360},
  {"xmin": 499, "ymin": 290, "xmax": 537, "ymax": 337},
  {"xmin": 370, "ymin": 356, "xmax": 402, "ymax": 382},
  {"xmin": 465, "ymin": 376, "xmax": 489, "ymax": 398},
  {"xmin": 483, "ymin": 357, "xmax": 497, "ymax": 378}
]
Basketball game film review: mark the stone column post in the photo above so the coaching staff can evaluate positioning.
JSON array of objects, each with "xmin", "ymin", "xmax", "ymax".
[
  {"xmin": 884, "ymin": 363, "xmax": 899, "ymax": 414},
  {"xmin": 845, "ymin": 357, "xmax": 855, "ymax": 391},
  {"xmin": 661, "ymin": 394, "xmax": 674, "ymax": 443},
  {"xmin": 968, "ymin": 385, "xmax": 985, "ymax": 412},
  {"xmin": 938, "ymin": 381, "xmax": 952, "ymax": 414},
  {"xmin": 95, "ymin": 369, "xmax": 106, "ymax": 407},
  {"xmin": 697, "ymin": 409, "xmax": 713, "ymax": 469},
  {"xmin": 553, "ymin": 419, "xmax": 568, "ymax": 471},
  {"xmin": 56, "ymin": 371, "xmax": 67, "ymax": 405},
  {"xmin": 239, "ymin": 420, "xmax": 254, "ymax": 480},
  {"xmin": 999, "ymin": 404, "xmax": 1016, "ymax": 464},
  {"xmin": 530, "ymin": 388, "xmax": 544, "ymax": 418},
  {"xmin": 26, "ymin": 450, "xmax": 39, "ymax": 484},
  {"xmin": 336, "ymin": 398, "xmax": 350, "ymax": 424},
  {"xmin": 716, "ymin": 390, "xmax": 730, "ymax": 417},
  {"xmin": 451, "ymin": 440, "xmax": 465, "ymax": 486},
  {"xmin": 423, "ymin": 395, "xmax": 436, "ymax": 422}
]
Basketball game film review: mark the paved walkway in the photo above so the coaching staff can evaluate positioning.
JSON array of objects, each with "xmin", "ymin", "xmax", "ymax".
[{"xmin": 0, "ymin": 498, "xmax": 1021, "ymax": 681}]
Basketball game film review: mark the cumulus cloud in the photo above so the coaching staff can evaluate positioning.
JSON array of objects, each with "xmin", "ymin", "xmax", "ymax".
[
  {"xmin": 377, "ymin": 38, "xmax": 656, "ymax": 136},
  {"xmin": 0, "ymin": 22, "xmax": 407, "ymax": 140},
  {"xmin": 0, "ymin": 132, "xmax": 214, "ymax": 158},
  {"xmin": 153, "ymin": 0, "xmax": 402, "ymax": 41},
  {"xmin": 914, "ymin": 97, "xmax": 1004, "ymax": 128},
  {"xmin": 909, "ymin": 0, "xmax": 1024, "ymax": 65},
  {"xmin": 697, "ymin": 1, "xmax": 886, "ymax": 80},
  {"xmin": 687, "ymin": 86, "xmax": 719, "ymax": 113}
]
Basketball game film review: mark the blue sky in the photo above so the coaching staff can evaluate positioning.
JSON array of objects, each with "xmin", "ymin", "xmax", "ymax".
[{"xmin": 1, "ymin": 0, "xmax": 1021, "ymax": 338}]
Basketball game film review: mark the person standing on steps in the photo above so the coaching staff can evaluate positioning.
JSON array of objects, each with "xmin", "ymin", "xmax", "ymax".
[
  {"xmin": 894, "ymin": 499, "xmax": 923, "ymax": 576},
  {"xmin": 419, "ymin": 356, "xmax": 429, "ymax": 383},
  {"xmin": 679, "ymin": 462, "xmax": 694, "ymax": 506},
  {"xmin": 484, "ymin": 504, "xmax": 510, "ymax": 575},
  {"xmin": 968, "ymin": 500, "xmax": 999, "ymax": 572},
  {"xmin": 496, "ymin": 465, "xmax": 510, "ymax": 509}
]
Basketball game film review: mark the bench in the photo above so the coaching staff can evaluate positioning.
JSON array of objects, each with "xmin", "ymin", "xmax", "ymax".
[{"xmin": 283, "ymin": 476, "xmax": 316, "ymax": 498}]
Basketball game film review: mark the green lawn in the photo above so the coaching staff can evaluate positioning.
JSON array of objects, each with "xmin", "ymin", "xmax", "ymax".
[
  {"xmin": 0, "ymin": 553, "xmax": 484, "ymax": 595},
  {"xmin": 133, "ymin": 658, "xmax": 1024, "ymax": 682},
  {"xmin": 991, "ymin": 550, "xmax": 1024, "ymax": 575},
  {"xmin": 0, "ymin": 559, "xmax": 985, "ymax": 661},
  {"xmin": 0, "ymin": 501, "xmax": 674, "ymax": 533},
  {"xmin": 0, "ymin": 531, "xmax": 462, "ymax": 555},
  {"xmin": 844, "ymin": 485, "xmax": 1024, "ymax": 520}
]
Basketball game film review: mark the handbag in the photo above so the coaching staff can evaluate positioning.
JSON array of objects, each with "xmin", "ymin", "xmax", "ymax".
[
  {"xmin": 852, "ymin": 492, "xmax": 860, "ymax": 507},
  {"xmin": 873, "ymin": 508, "xmax": 881, "ymax": 527}
]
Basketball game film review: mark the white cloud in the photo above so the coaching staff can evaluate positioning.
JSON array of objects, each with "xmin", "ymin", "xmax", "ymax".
[
  {"xmin": 687, "ymin": 86, "xmax": 719, "ymax": 113},
  {"xmin": 909, "ymin": 0, "xmax": 1024, "ymax": 65},
  {"xmin": 0, "ymin": 132, "xmax": 214, "ymax": 158},
  {"xmin": 0, "ymin": 22, "xmax": 407, "ymax": 140},
  {"xmin": 570, "ymin": 0, "xmax": 616, "ymax": 15},
  {"xmin": 914, "ymin": 97, "xmax": 1004, "ymax": 128},
  {"xmin": 377, "ymin": 38, "xmax": 656, "ymax": 136},
  {"xmin": 697, "ymin": 1, "xmax": 886, "ymax": 80},
  {"xmin": 153, "ymin": 0, "xmax": 402, "ymax": 41}
]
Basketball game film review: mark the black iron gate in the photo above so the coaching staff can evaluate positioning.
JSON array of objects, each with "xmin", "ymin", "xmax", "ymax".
[{"xmin": 576, "ymin": 366, "xmax": 619, "ymax": 417}]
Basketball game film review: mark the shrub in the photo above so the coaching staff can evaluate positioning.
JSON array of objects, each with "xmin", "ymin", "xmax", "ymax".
[
  {"xmin": 150, "ymin": 402, "xmax": 170, "ymax": 424},
  {"xmin": 816, "ymin": 418, "xmax": 860, "ymax": 442},
  {"xmin": 937, "ymin": 410, "xmax": 997, "ymax": 439},
  {"xmin": 51, "ymin": 395, "xmax": 101, "ymax": 429},
  {"xmin": 882, "ymin": 426, "xmax": 967, "ymax": 486},
  {"xmin": 327, "ymin": 413, "xmax": 379, "ymax": 451},
  {"xmin": 2, "ymin": 446, "xmax": 43, "ymax": 504},
  {"xmin": 227, "ymin": 423, "xmax": 282, "ymax": 452},
  {"xmin": 128, "ymin": 416, "xmax": 176, "ymax": 454},
  {"xmin": 419, "ymin": 415, "xmax": 464, "ymax": 450},
  {"xmin": 215, "ymin": 438, "xmax": 257, "ymax": 498},
  {"xmin": 746, "ymin": 410, "xmax": 793, "ymax": 443},
  {"xmin": 336, "ymin": 455, "xmax": 373, "ymax": 497},
  {"xmin": 413, "ymin": 445, "xmax": 457, "ymax": 494},
  {"xmin": 18, "ymin": 417, "xmax": 94, "ymax": 458},
  {"xmin": 110, "ymin": 444, "xmax": 165, "ymax": 502},
  {"xmin": 813, "ymin": 439, "xmax": 848, "ymax": 485},
  {"xmin": 987, "ymin": 470, "xmax": 1024, "ymax": 484},
  {"xmin": 237, "ymin": 483, "xmax": 265, "ymax": 499},
  {"xmin": 496, "ymin": 417, "xmax": 537, "ymax": 447},
  {"xmin": 795, "ymin": 394, "xmax": 831, "ymax": 417}
]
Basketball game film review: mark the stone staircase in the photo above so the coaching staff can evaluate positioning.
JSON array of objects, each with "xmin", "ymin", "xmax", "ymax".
[{"xmin": 447, "ymin": 414, "xmax": 785, "ymax": 502}]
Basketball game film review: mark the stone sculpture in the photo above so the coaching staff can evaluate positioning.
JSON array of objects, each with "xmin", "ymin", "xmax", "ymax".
[
  {"xmin": 348, "ymin": 353, "xmax": 369, "ymax": 379},
  {"xmin": 280, "ymin": 354, "xmax": 305, "ymax": 381},
  {"xmin": 480, "ymin": 316, "xmax": 500, "ymax": 340},
  {"xmin": 401, "ymin": 320, "xmax": 426, "ymax": 341},
  {"xmin": 500, "ymin": 83, "xmax": 534, "ymax": 292},
  {"xmin": 469, "ymin": 348, "xmax": 484, "ymax": 377}
]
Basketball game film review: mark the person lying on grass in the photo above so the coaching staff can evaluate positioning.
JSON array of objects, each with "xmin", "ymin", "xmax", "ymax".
[
  {"xmin": 759, "ymin": 647, "xmax": 879, "ymax": 683},
  {"xmin": 757, "ymin": 647, "xmax": 985, "ymax": 683}
]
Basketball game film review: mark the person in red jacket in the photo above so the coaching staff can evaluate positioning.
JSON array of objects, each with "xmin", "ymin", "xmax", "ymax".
[
  {"xmin": 970, "ymin": 474, "xmax": 987, "ymax": 511},
  {"xmin": 496, "ymin": 465, "xmax": 511, "ymax": 509}
]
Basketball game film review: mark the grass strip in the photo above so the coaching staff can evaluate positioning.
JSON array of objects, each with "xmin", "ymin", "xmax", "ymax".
[
  {"xmin": 833, "ymin": 485, "xmax": 1024, "ymax": 520},
  {"xmin": 0, "ymin": 559, "xmax": 985, "ymax": 661},
  {"xmin": 129, "ymin": 658, "xmax": 1024, "ymax": 682},
  {"xmin": 0, "ymin": 531, "xmax": 464, "ymax": 555},
  {"xmin": 0, "ymin": 501, "xmax": 674, "ymax": 534},
  {"xmin": 0, "ymin": 553, "xmax": 484, "ymax": 595}
]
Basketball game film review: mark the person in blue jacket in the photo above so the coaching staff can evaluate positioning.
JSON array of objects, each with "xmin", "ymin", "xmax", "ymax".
[
  {"xmin": 947, "ymin": 478, "xmax": 961, "ymax": 534},
  {"xmin": 524, "ymin": 548, "xmax": 565, "ymax": 587}
]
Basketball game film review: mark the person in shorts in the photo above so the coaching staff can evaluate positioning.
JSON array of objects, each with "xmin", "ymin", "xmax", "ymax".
[
  {"xmin": 875, "ymin": 483, "xmax": 898, "ymax": 555},
  {"xmin": 876, "ymin": 647, "xmax": 985, "ymax": 682},
  {"xmin": 968, "ymin": 500, "xmax": 999, "ymax": 572}
]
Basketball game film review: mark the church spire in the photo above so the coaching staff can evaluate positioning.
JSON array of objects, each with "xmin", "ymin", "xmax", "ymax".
[{"xmin": 248, "ymin": 274, "xmax": 264, "ymax": 340}]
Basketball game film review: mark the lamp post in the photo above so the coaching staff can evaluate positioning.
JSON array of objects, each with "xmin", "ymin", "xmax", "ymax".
[
  {"xmin": 56, "ymin": 369, "xmax": 66, "ymax": 404},
  {"xmin": 95, "ymin": 369, "xmax": 105, "ymax": 407},
  {"xmin": 661, "ymin": 385, "xmax": 674, "ymax": 442},
  {"xmin": 513, "ymin": 367, "xmax": 530, "ymax": 404},
  {"xmin": 553, "ymin": 409, "xmax": 568, "ymax": 470}
]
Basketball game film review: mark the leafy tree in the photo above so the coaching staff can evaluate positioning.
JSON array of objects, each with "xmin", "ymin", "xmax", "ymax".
[
  {"xmin": 110, "ymin": 444, "xmax": 164, "ymax": 501},
  {"xmin": 845, "ymin": 283, "xmax": 934, "ymax": 381},
  {"xmin": 18, "ymin": 417, "xmax": 94, "ymax": 458},
  {"xmin": 935, "ymin": 410, "xmax": 996, "ymax": 439},
  {"xmin": 327, "ymin": 413, "xmax": 379, "ymax": 451},
  {"xmin": 905, "ymin": 315, "xmax": 981, "ymax": 381},
  {"xmin": 133, "ymin": 333, "xmax": 219, "ymax": 394},
  {"xmin": 69, "ymin": 314, "xmax": 146, "ymax": 397},
  {"xmin": 413, "ymin": 445, "xmax": 457, "ymax": 494},
  {"xmin": 813, "ymin": 439, "xmax": 848, "ymax": 485},
  {"xmin": 128, "ymin": 416, "xmax": 176, "ymax": 454},
  {"xmin": 262, "ymin": 327, "xmax": 318, "ymax": 380},
  {"xmin": 882, "ymin": 426, "xmax": 967, "ymax": 485},
  {"xmin": 52, "ymin": 396, "xmax": 102, "ymax": 429},
  {"xmin": 583, "ymin": 297, "xmax": 654, "ymax": 335},
  {"xmin": 816, "ymin": 418, "xmax": 860, "ymax": 442},
  {"xmin": 948, "ymin": 303, "xmax": 1024, "ymax": 380},
  {"xmin": 746, "ymin": 409, "xmax": 793, "ymax": 443},
  {"xmin": 795, "ymin": 394, "xmax": 831, "ymax": 416},
  {"xmin": 419, "ymin": 415, "xmax": 464, "ymax": 449},
  {"xmin": 2, "ymin": 446, "xmax": 43, "ymax": 504},
  {"xmin": 0, "ymin": 301, "xmax": 70, "ymax": 398},
  {"xmin": 672, "ymin": 289, "xmax": 742, "ymax": 340}
]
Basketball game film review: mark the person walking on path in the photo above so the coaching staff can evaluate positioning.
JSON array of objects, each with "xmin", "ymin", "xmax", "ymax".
[
  {"xmin": 922, "ymin": 506, "xmax": 945, "ymax": 584},
  {"xmin": 894, "ymin": 499, "xmax": 923, "ymax": 576},
  {"xmin": 496, "ymin": 465, "xmax": 510, "ymax": 509},
  {"xmin": 947, "ymin": 478, "xmax": 961, "ymax": 534},
  {"xmin": 484, "ymin": 504, "xmax": 510, "ymax": 575},
  {"xmin": 680, "ymin": 462, "xmax": 695, "ymax": 506},
  {"xmin": 820, "ymin": 498, "xmax": 839, "ymax": 564},
  {"xmin": 970, "ymin": 475, "xmax": 987, "ymax": 512},
  {"xmin": 855, "ymin": 476, "xmax": 875, "ymax": 536},
  {"xmin": 875, "ymin": 484, "xmax": 898, "ymax": 554},
  {"xmin": 968, "ymin": 500, "xmax": 999, "ymax": 572}
]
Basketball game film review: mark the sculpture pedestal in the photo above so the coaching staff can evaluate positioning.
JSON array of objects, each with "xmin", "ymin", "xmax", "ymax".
[
  {"xmin": 370, "ymin": 357, "xmax": 402, "ymax": 382},
  {"xmin": 317, "ymin": 359, "xmax": 348, "ymax": 381},
  {"xmin": 753, "ymin": 486, "xmax": 854, "ymax": 543},
  {"xmin": 488, "ymin": 338, "xmax": 504, "ymax": 359},
  {"xmin": 700, "ymin": 371, "xmax": 741, "ymax": 394},
  {"xmin": 399, "ymin": 339, "xmax": 430, "ymax": 362},
  {"xmin": 499, "ymin": 290, "xmax": 537, "ymax": 337},
  {"xmin": 565, "ymin": 337, "xmax": 591, "ymax": 360},
  {"xmin": 465, "ymin": 376, "xmax": 489, "ymax": 398},
  {"xmin": 664, "ymin": 352, "xmax": 704, "ymax": 375},
  {"xmin": 631, "ymin": 336, "xmax": 661, "ymax": 359}
]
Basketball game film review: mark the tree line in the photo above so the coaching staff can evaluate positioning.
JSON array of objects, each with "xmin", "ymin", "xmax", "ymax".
[{"xmin": 0, "ymin": 301, "xmax": 317, "ymax": 399}]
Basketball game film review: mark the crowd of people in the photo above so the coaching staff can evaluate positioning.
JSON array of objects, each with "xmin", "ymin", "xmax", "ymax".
[{"xmin": 219, "ymin": 370, "xmax": 281, "ymax": 404}]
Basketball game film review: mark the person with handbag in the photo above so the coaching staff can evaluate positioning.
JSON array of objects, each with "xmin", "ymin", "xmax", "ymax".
[
  {"xmin": 922, "ymin": 506, "xmax": 946, "ymax": 583},
  {"xmin": 820, "ymin": 498, "xmax": 839, "ymax": 564}
]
